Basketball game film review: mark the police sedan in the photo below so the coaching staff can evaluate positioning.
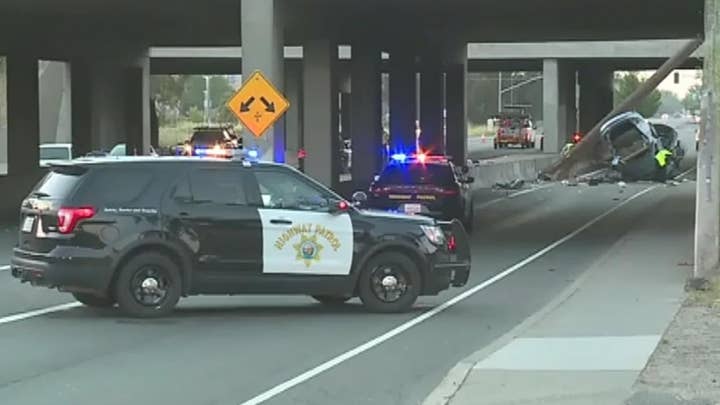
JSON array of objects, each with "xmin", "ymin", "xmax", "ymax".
[{"xmin": 354, "ymin": 153, "xmax": 475, "ymax": 232}]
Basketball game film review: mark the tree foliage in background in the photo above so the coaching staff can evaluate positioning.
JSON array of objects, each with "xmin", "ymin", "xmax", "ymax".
[
  {"xmin": 614, "ymin": 72, "xmax": 662, "ymax": 118},
  {"xmin": 658, "ymin": 90, "xmax": 683, "ymax": 115},
  {"xmin": 151, "ymin": 75, "xmax": 237, "ymax": 125},
  {"xmin": 683, "ymin": 84, "xmax": 702, "ymax": 113}
]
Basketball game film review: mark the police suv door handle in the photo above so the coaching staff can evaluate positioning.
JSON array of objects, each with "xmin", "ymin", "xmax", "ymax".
[{"xmin": 270, "ymin": 219, "xmax": 292, "ymax": 225}]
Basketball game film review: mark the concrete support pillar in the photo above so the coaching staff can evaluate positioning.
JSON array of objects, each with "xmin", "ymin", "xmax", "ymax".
[
  {"xmin": 71, "ymin": 49, "xmax": 151, "ymax": 156},
  {"xmin": 578, "ymin": 67, "xmax": 614, "ymax": 134},
  {"xmin": 241, "ymin": 0, "xmax": 285, "ymax": 162},
  {"xmin": 284, "ymin": 61, "xmax": 303, "ymax": 166},
  {"xmin": 420, "ymin": 66, "xmax": 444, "ymax": 154},
  {"xmin": 543, "ymin": 59, "xmax": 576, "ymax": 153},
  {"xmin": 302, "ymin": 39, "xmax": 339, "ymax": 188},
  {"xmin": 6, "ymin": 54, "xmax": 39, "ymax": 174},
  {"xmin": 350, "ymin": 42, "xmax": 382, "ymax": 190},
  {"xmin": 694, "ymin": 0, "xmax": 720, "ymax": 281},
  {"xmin": 71, "ymin": 59, "xmax": 92, "ymax": 157},
  {"xmin": 389, "ymin": 49, "xmax": 417, "ymax": 152},
  {"xmin": 445, "ymin": 44, "xmax": 468, "ymax": 165}
]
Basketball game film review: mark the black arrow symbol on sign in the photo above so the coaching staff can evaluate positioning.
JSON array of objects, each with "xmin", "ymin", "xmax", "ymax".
[
  {"xmin": 260, "ymin": 96, "xmax": 275, "ymax": 113},
  {"xmin": 240, "ymin": 96, "xmax": 255, "ymax": 113}
]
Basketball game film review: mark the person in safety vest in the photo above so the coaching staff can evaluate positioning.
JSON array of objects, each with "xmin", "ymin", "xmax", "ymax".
[{"xmin": 654, "ymin": 148, "xmax": 673, "ymax": 182}]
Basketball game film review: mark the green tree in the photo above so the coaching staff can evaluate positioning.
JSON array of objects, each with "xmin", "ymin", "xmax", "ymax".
[
  {"xmin": 150, "ymin": 75, "xmax": 188, "ymax": 125},
  {"xmin": 683, "ymin": 84, "xmax": 702, "ymax": 113},
  {"xmin": 658, "ymin": 90, "xmax": 683, "ymax": 115},
  {"xmin": 614, "ymin": 72, "xmax": 662, "ymax": 118},
  {"xmin": 181, "ymin": 75, "xmax": 235, "ymax": 118}
]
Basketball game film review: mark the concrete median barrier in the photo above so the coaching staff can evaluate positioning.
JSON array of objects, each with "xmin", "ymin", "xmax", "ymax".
[{"xmin": 470, "ymin": 154, "xmax": 559, "ymax": 189}]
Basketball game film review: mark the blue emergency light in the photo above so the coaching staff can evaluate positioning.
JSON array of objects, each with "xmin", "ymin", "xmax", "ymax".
[{"xmin": 391, "ymin": 153, "xmax": 407, "ymax": 162}]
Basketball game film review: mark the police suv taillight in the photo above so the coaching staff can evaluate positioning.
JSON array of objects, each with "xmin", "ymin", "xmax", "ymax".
[{"xmin": 57, "ymin": 206, "xmax": 95, "ymax": 234}]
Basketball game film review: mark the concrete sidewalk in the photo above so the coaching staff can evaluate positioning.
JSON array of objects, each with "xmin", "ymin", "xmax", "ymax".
[{"xmin": 425, "ymin": 184, "xmax": 693, "ymax": 405}]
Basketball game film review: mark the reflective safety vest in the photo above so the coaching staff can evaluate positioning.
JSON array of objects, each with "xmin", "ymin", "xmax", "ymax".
[{"xmin": 655, "ymin": 149, "xmax": 673, "ymax": 168}]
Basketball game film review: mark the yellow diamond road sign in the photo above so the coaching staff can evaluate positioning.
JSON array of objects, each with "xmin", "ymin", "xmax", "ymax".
[{"xmin": 226, "ymin": 70, "xmax": 290, "ymax": 138}]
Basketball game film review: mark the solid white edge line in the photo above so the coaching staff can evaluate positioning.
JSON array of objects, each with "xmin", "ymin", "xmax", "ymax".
[
  {"xmin": 0, "ymin": 265, "xmax": 10, "ymax": 271},
  {"xmin": 238, "ymin": 185, "xmax": 658, "ymax": 405},
  {"xmin": 0, "ymin": 302, "xmax": 82, "ymax": 325}
]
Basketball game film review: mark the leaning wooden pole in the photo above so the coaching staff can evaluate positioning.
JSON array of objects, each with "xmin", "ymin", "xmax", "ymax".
[
  {"xmin": 544, "ymin": 37, "xmax": 704, "ymax": 180},
  {"xmin": 694, "ymin": 0, "xmax": 720, "ymax": 283}
]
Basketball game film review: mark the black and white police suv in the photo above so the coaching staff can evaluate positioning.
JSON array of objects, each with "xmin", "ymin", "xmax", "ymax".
[{"xmin": 12, "ymin": 156, "xmax": 471, "ymax": 317}]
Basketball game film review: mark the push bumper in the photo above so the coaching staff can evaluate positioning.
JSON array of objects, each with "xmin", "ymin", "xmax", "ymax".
[
  {"xmin": 422, "ymin": 253, "xmax": 471, "ymax": 295},
  {"xmin": 11, "ymin": 247, "xmax": 113, "ymax": 294}
]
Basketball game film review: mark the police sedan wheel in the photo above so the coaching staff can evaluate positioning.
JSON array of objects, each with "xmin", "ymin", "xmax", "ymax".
[
  {"xmin": 358, "ymin": 252, "xmax": 421, "ymax": 313},
  {"xmin": 114, "ymin": 252, "xmax": 181, "ymax": 318}
]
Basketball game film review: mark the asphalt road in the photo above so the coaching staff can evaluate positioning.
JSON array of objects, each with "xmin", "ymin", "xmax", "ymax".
[{"xmin": 0, "ymin": 119, "xmax": 698, "ymax": 405}]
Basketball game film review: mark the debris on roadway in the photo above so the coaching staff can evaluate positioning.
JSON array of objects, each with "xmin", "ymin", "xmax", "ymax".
[{"xmin": 493, "ymin": 179, "xmax": 525, "ymax": 191}]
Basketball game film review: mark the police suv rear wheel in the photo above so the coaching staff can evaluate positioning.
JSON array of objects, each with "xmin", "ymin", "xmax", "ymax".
[
  {"xmin": 311, "ymin": 295, "xmax": 352, "ymax": 305},
  {"xmin": 114, "ymin": 252, "xmax": 181, "ymax": 318},
  {"xmin": 72, "ymin": 292, "xmax": 115, "ymax": 308},
  {"xmin": 358, "ymin": 252, "xmax": 420, "ymax": 313}
]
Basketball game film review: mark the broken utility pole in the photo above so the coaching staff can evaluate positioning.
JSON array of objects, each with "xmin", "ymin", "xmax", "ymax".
[
  {"xmin": 544, "ymin": 37, "xmax": 703, "ymax": 180},
  {"xmin": 694, "ymin": 0, "xmax": 719, "ymax": 283}
]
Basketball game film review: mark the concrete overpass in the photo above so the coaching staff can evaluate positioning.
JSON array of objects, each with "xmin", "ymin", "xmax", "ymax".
[{"xmin": 0, "ymin": 0, "xmax": 705, "ymax": 216}]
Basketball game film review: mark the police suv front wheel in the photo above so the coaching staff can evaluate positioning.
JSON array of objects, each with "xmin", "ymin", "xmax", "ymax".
[
  {"xmin": 358, "ymin": 252, "xmax": 421, "ymax": 313},
  {"xmin": 114, "ymin": 252, "xmax": 182, "ymax": 318}
]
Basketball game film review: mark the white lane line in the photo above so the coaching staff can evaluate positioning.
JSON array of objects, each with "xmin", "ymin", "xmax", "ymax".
[
  {"xmin": 475, "ymin": 183, "xmax": 554, "ymax": 210},
  {"xmin": 239, "ymin": 185, "xmax": 657, "ymax": 405},
  {"xmin": 0, "ymin": 265, "xmax": 9, "ymax": 272},
  {"xmin": 0, "ymin": 302, "xmax": 82, "ymax": 325}
]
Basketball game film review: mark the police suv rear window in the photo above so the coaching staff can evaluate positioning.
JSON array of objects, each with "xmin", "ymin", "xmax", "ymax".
[
  {"xmin": 378, "ymin": 164, "xmax": 455, "ymax": 186},
  {"xmin": 33, "ymin": 169, "xmax": 85, "ymax": 199}
]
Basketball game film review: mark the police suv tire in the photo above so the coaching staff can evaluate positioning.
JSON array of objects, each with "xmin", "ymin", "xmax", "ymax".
[
  {"xmin": 113, "ymin": 252, "xmax": 182, "ymax": 318},
  {"xmin": 72, "ymin": 292, "xmax": 115, "ymax": 308},
  {"xmin": 311, "ymin": 295, "xmax": 352, "ymax": 305},
  {"xmin": 358, "ymin": 252, "xmax": 421, "ymax": 313}
]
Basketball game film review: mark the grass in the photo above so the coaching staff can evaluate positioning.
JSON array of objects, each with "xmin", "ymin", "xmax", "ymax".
[{"xmin": 687, "ymin": 277, "xmax": 720, "ymax": 308}]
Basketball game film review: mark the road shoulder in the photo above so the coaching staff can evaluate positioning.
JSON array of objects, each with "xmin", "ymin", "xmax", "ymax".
[{"xmin": 425, "ymin": 184, "xmax": 693, "ymax": 405}]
